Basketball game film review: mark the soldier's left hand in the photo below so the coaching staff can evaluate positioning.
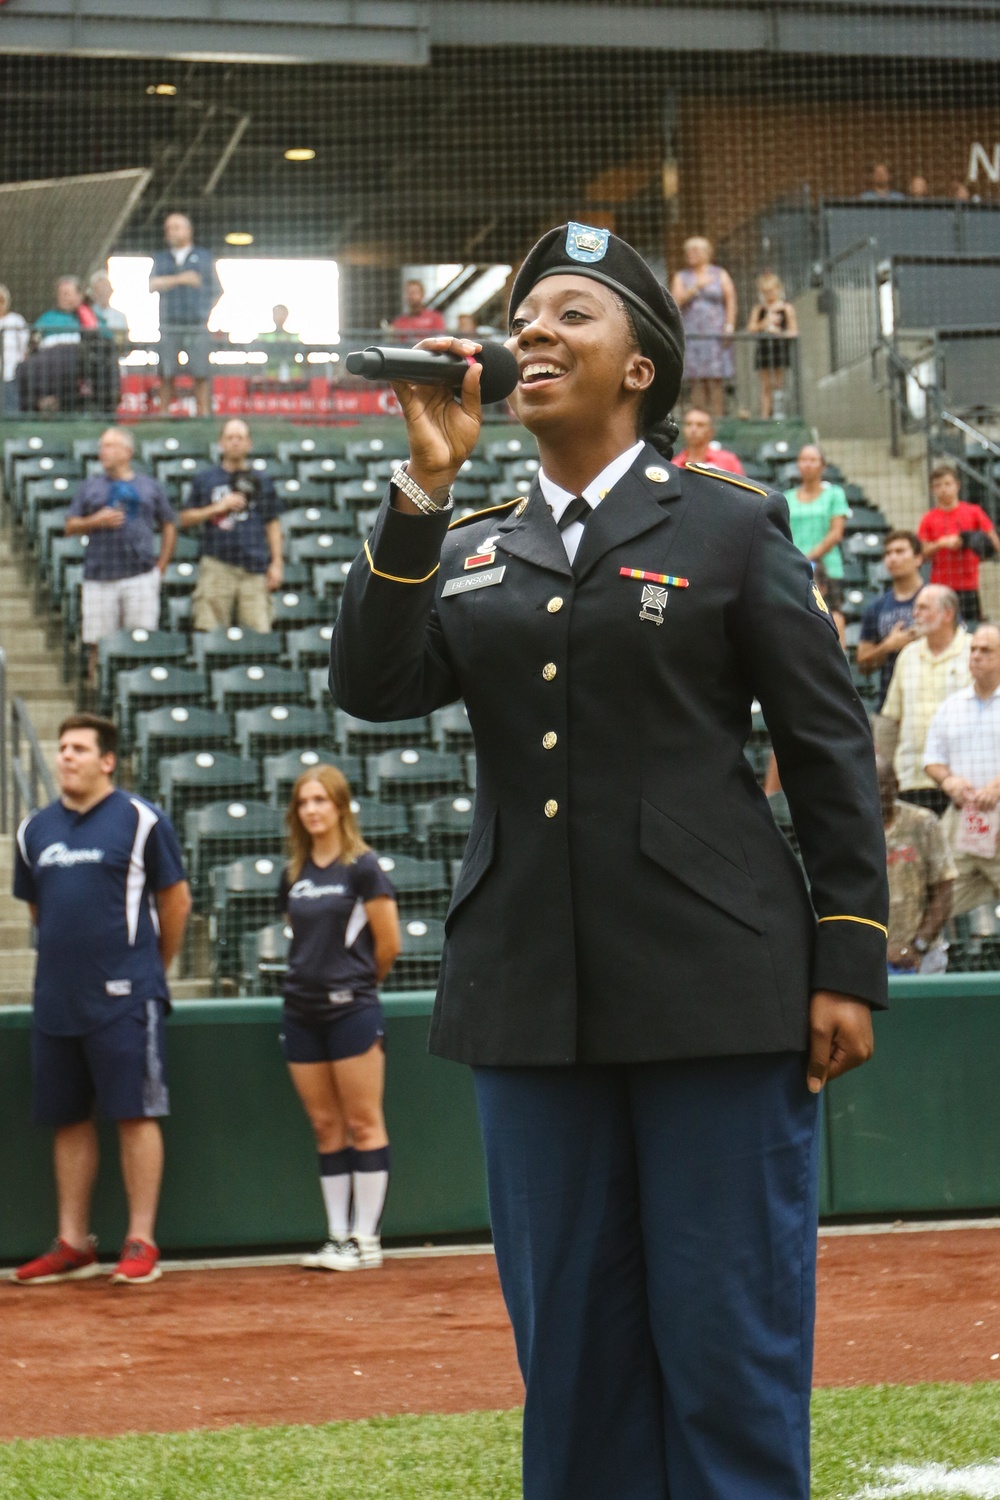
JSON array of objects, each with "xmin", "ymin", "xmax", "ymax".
[{"xmin": 806, "ymin": 991, "xmax": 874, "ymax": 1093}]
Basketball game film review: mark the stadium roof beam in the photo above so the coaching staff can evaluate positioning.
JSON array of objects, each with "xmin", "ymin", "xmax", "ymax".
[{"xmin": 3, "ymin": 1, "xmax": 1000, "ymax": 63}]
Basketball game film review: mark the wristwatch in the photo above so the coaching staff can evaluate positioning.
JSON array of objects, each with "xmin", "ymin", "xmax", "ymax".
[{"xmin": 913, "ymin": 937, "xmax": 930, "ymax": 955}]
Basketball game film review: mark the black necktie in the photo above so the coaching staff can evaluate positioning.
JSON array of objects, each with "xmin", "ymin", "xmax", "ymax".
[{"xmin": 558, "ymin": 495, "xmax": 591, "ymax": 531}]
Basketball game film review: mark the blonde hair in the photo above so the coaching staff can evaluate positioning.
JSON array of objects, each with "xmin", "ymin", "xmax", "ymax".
[
  {"xmin": 684, "ymin": 236, "xmax": 713, "ymax": 261},
  {"xmin": 0, "ymin": 283, "xmax": 10, "ymax": 311},
  {"xmin": 285, "ymin": 763, "xmax": 369, "ymax": 881},
  {"xmin": 757, "ymin": 273, "xmax": 785, "ymax": 299}
]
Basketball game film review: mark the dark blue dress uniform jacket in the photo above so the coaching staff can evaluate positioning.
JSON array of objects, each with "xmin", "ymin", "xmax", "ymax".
[{"xmin": 330, "ymin": 444, "xmax": 889, "ymax": 1066}]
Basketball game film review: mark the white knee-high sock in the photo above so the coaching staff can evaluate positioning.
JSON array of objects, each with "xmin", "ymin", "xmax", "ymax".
[
  {"xmin": 318, "ymin": 1149, "xmax": 352, "ymax": 1240},
  {"xmin": 351, "ymin": 1146, "xmax": 390, "ymax": 1238}
]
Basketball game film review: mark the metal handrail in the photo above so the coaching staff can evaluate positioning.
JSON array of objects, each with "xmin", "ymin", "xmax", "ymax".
[{"xmin": 10, "ymin": 695, "xmax": 56, "ymax": 831}]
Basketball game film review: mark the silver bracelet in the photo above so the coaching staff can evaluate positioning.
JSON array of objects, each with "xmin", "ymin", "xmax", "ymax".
[{"xmin": 391, "ymin": 465, "xmax": 453, "ymax": 516}]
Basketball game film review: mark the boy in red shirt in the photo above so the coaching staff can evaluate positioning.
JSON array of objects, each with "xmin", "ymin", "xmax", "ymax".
[{"xmin": 918, "ymin": 459, "xmax": 999, "ymax": 623}]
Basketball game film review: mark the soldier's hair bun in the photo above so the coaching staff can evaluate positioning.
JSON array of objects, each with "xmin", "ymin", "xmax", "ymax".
[{"xmin": 644, "ymin": 417, "xmax": 679, "ymax": 460}]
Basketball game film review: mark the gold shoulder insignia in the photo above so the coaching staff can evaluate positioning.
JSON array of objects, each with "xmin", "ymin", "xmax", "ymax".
[
  {"xmin": 812, "ymin": 583, "xmax": 830, "ymax": 616},
  {"xmin": 447, "ymin": 496, "xmax": 523, "ymax": 530},
  {"xmin": 685, "ymin": 462, "xmax": 769, "ymax": 498}
]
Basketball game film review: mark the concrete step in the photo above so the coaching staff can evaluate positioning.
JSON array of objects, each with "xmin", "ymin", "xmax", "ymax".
[
  {"xmin": 0, "ymin": 627, "xmax": 50, "ymax": 655},
  {"xmin": 3, "ymin": 662, "xmax": 64, "ymax": 693},
  {"xmin": 0, "ymin": 951, "xmax": 36, "ymax": 992},
  {"xmin": 0, "ymin": 893, "xmax": 29, "ymax": 922},
  {"xmin": 0, "ymin": 599, "xmax": 41, "ymax": 625},
  {"xmin": 0, "ymin": 919, "xmax": 32, "ymax": 946}
]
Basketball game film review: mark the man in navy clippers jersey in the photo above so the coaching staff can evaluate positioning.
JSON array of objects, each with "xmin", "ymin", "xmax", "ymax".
[{"xmin": 13, "ymin": 714, "xmax": 191, "ymax": 1286}]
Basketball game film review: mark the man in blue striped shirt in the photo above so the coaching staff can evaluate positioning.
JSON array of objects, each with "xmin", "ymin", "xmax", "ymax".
[{"xmin": 13, "ymin": 715, "xmax": 191, "ymax": 1286}]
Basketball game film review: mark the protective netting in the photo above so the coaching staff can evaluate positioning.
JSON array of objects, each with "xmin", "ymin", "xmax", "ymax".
[{"xmin": 2, "ymin": 5, "xmax": 1000, "ymax": 995}]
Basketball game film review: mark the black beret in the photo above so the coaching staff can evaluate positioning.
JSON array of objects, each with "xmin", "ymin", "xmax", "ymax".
[{"xmin": 508, "ymin": 222, "xmax": 685, "ymax": 419}]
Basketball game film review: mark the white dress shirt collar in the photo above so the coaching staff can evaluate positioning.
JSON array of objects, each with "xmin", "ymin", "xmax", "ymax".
[{"xmin": 538, "ymin": 441, "xmax": 645, "ymax": 562}]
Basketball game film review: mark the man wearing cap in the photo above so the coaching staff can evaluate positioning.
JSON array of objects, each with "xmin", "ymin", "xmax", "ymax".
[{"xmin": 332, "ymin": 222, "xmax": 886, "ymax": 1500}]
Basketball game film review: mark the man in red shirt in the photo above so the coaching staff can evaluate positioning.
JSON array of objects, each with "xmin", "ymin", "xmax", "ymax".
[
  {"xmin": 917, "ymin": 459, "xmax": 999, "ymax": 624},
  {"xmin": 672, "ymin": 407, "xmax": 745, "ymax": 475},
  {"xmin": 390, "ymin": 279, "xmax": 445, "ymax": 337}
]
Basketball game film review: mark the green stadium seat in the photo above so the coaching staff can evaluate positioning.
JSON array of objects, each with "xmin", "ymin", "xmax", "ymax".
[
  {"xmin": 312, "ymin": 559, "xmax": 354, "ymax": 599},
  {"xmin": 140, "ymin": 435, "xmax": 208, "ymax": 469},
  {"xmin": 335, "ymin": 477, "xmax": 383, "ymax": 511},
  {"xmin": 98, "ymin": 627, "xmax": 190, "ymax": 716},
  {"xmin": 350, "ymin": 797, "xmax": 411, "ymax": 850},
  {"xmin": 296, "ymin": 457, "xmax": 364, "ymax": 486},
  {"xmin": 209, "ymin": 854, "xmax": 285, "ymax": 982},
  {"xmin": 278, "ymin": 436, "xmax": 347, "ymax": 463},
  {"xmin": 12, "ymin": 457, "xmax": 83, "ymax": 518},
  {"xmin": 456, "ymin": 457, "xmax": 501, "ymax": 484},
  {"xmin": 185, "ymin": 799, "xmax": 285, "ymax": 904},
  {"xmin": 486, "ymin": 435, "xmax": 535, "ymax": 464},
  {"xmin": 285, "ymin": 623, "xmax": 335, "ymax": 673},
  {"xmin": 234, "ymin": 704, "xmax": 330, "ymax": 760},
  {"xmin": 430, "ymin": 703, "xmax": 474, "ymax": 753},
  {"xmin": 345, "ymin": 435, "xmax": 410, "ymax": 464},
  {"xmin": 191, "ymin": 626, "xmax": 283, "ymax": 676},
  {"xmin": 288, "ymin": 532, "xmax": 360, "ymax": 568},
  {"xmin": 274, "ymin": 477, "xmax": 328, "ymax": 506},
  {"xmin": 489, "ymin": 479, "xmax": 531, "ymax": 504},
  {"xmin": 5, "ymin": 434, "xmax": 70, "ymax": 492},
  {"xmin": 368, "ymin": 747, "xmax": 467, "ymax": 804},
  {"xmin": 240, "ymin": 921, "xmax": 291, "ymax": 995},
  {"xmin": 504, "ymin": 458, "xmax": 540, "ymax": 483},
  {"xmin": 116, "ymin": 665, "xmax": 208, "ymax": 750},
  {"xmin": 269, "ymin": 590, "xmax": 329, "ymax": 632},
  {"xmin": 211, "ymin": 664, "xmax": 308, "ymax": 716},
  {"xmin": 335, "ymin": 711, "xmax": 432, "ymax": 755},
  {"xmin": 159, "ymin": 750, "xmax": 260, "ymax": 825},
  {"xmin": 281, "ymin": 505, "xmax": 353, "ymax": 541},
  {"xmin": 381, "ymin": 915, "xmax": 445, "ymax": 991},
  {"xmin": 411, "ymin": 793, "xmax": 474, "ymax": 860},
  {"xmin": 307, "ymin": 666, "xmax": 331, "ymax": 709},
  {"xmin": 134, "ymin": 705, "xmax": 232, "ymax": 792},
  {"xmin": 374, "ymin": 851, "xmax": 451, "ymax": 917}
]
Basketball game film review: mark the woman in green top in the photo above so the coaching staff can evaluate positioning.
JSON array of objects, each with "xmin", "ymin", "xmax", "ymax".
[{"xmin": 783, "ymin": 443, "xmax": 850, "ymax": 578}]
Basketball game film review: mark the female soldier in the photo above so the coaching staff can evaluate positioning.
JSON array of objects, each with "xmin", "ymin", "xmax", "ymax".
[
  {"xmin": 331, "ymin": 224, "xmax": 887, "ymax": 1498},
  {"xmin": 279, "ymin": 766, "xmax": 400, "ymax": 1271}
]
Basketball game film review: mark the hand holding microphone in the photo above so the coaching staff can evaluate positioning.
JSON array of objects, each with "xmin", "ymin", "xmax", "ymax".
[{"xmin": 348, "ymin": 337, "xmax": 518, "ymax": 504}]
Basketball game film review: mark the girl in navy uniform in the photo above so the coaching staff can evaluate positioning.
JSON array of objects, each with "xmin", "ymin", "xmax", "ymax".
[
  {"xmin": 279, "ymin": 765, "xmax": 400, "ymax": 1271},
  {"xmin": 332, "ymin": 224, "xmax": 888, "ymax": 1497}
]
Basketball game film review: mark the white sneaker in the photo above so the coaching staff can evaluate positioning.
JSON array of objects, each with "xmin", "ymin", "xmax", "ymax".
[
  {"xmin": 300, "ymin": 1238, "xmax": 358, "ymax": 1271},
  {"xmin": 352, "ymin": 1234, "xmax": 383, "ymax": 1269}
]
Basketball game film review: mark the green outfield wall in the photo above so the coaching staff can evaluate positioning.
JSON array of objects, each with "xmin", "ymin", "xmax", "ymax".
[{"xmin": 1, "ymin": 976, "xmax": 998, "ymax": 1262}]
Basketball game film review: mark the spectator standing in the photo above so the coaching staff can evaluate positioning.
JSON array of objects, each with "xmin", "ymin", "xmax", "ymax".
[
  {"xmin": 279, "ymin": 767, "xmax": 401, "ymax": 1272},
  {"xmin": 783, "ymin": 443, "xmax": 850, "ymax": 580},
  {"xmin": 0, "ymin": 282, "xmax": 30, "ymax": 413},
  {"xmin": 180, "ymin": 418, "xmax": 283, "ymax": 632},
  {"xmin": 860, "ymin": 163, "xmax": 906, "ymax": 201},
  {"xmin": 19, "ymin": 276, "xmax": 101, "ymax": 412},
  {"xmin": 672, "ymin": 406, "xmax": 744, "ymax": 474},
  {"xmin": 880, "ymin": 584, "xmax": 971, "ymax": 813},
  {"xmin": 32, "ymin": 275, "xmax": 97, "ymax": 347},
  {"xmin": 65, "ymin": 427, "xmax": 176, "ymax": 684},
  {"xmin": 909, "ymin": 175, "xmax": 930, "ymax": 199},
  {"xmin": 857, "ymin": 531, "xmax": 925, "ymax": 709},
  {"xmin": 746, "ymin": 273, "xmax": 798, "ymax": 419},
  {"xmin": 877, "ymin": 757, "xmax": 955, "ymax": 973},
  {"xmin": 12, "ymin": 714, "xmax": 191, "ymax": 1286},
  {"xmin": 391, "ymin": 279, "xmax": 445, "ymax": 337},
  {"xmin": 917, "ymin": 458, "xmax": 998, "ymax": 624},
  {"xmin": 88, "ymin": 272, "xmax": 128, "ymax": 336},
  {"xmin": 670, "ymin": 236, "xmax": 737, "ymax": 417},
  {"xmin": 149, "ymin": 212, "xmax": 221, "ymax": 418},
  {"xmin": 924, "ymin": 624, "xmax": 1000, "ymax": 917}
]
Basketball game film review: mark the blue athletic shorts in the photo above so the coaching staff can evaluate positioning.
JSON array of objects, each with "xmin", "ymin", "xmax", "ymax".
[
  {"xmin": 32, "ymin": 1001, "xmax": 170, "ymax": 1126},
  {"xmin": 280, "ymin": 1000, "xmax": 385, "ymax": 1064}
]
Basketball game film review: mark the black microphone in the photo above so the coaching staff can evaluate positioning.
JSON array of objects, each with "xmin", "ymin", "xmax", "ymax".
[{"xmin": 345, "ymin": 343, "xmax": 518, "ymax": 405}]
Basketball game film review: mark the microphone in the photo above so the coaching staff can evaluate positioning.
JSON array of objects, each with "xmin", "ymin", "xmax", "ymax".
[{"xmin": 345, "ymin": 343, "xmax": 519, "ymax": 405}]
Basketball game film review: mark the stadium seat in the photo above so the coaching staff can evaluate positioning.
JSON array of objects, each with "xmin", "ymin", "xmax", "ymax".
[
  {"xmin": 261, "ymin": 747, "xmax": 364, "ymax": 807},
  {"xmin": 46, "ymin": 536, "xmax": 87, "ymax": 603},
  {"xmin": 159, "ymin": 750, "xmax": 260, "ymax": 825},
  {"xmin": 375, "ymin": 851, "xmax": 451, "ymax": 917},
  {"xmin": 116, "ymin": 665, "xmax": 208, "ymax": 750},
  {"xmin": 4, "ymin": 434, "xmax": 70, "ymax": 492},
  {"xmin": 134, "ymin": 705, "xmax": 233, "ymax": 793},
  {"xmin": 240, "ymin": 921, "xmax": 291, "ymax": 996},
  {"xmin": 345, "ymin": 435, "xmax": 410, "ymax": 464},
  {"xmin": 312, "ymin": 559, "xmax": 354, "ymax": 599},
  {"xmin": 756, "ymin": 439, "xmax": 795, "ymax": 468},
  {"xmin": 366, "ymin": 458, "xmax": 402, "ymax": 483},
  {"xmin": 504, "ymin": 458, "xmax": 541, "ymax": 483},
  {"xmin": 335, "ymin": 710, "xmax": 432, "ymax": 755},
  {"xmin": 307, "ymin": 665, "xmax": 332, "ymax": 709},
  {"xmin": 335, "ymin": 478, "xmax": 383, "ymax": 511},
  {"xmin": 140, "ymin": 435, "xmax": 207, "ymax": 469},
  {"xmin": 450, "ymin": 481, "xmax": 488, "ymax": 506},
  {"xmin": 12, "ymin": 457, "xmax": 82, "ymax": 518},
  {"xmin": 840, "ymin": 586, "xmax": 879, "ymax": 622},
  {"xmin": 288, "ymin": 532, "xmax": 359, "ymax": 567},
  {"xmin": 430, "ymin": 703, "xmax": 474, "ymax": 753},
  {"xmin": 277, "ymin": 436, "xmax": 347, "ymax": 463},
  {"xmin": 278, "ymin": 561, "xmax": 311, "ymax": 590},
  {"xmin": 274, "ymin": 477, "xmax": 328, "ymax": 507},
  {"xmin": 23, "ymin": 474, "xmax": 74, "ymax": 529},
  {"xmin": 843, "ymin": 506, "xmax": 889, "ymax": 535},
  {"xmin": 269, "ymin": 591, "xmax": 329, "ymax": 632},
  {"xmin": 296, "ymin": 457, "xmax": 364, "ymax": 486},
  {"xmin": 234, "ymin": 704, "xmax": 330, "ymax": 760},
  {"xmin": 209, "ymin": 854, "xmax": 285, "ymax": 982},
  {"xmin": 486, "ymin": 436, "xmax": 536, "ymax": 464},
  {"xmin": 281, "ymin": 505, "xmax": 353, "ymax": 541},
  {"xmin": 369, "ymin": 747, "xmax": 467, "ymax": 805},
  {"xmin": 411, "ymin": 792, "xmax": 475, "ymax": 859},
  {"xmin": 350, "ymin": 797, "xmax": 411, "ymax": 850},
  {"xmin": 166, "ymin": 595, "xmax": 193, "ymax": 633},
  {"xmin": 489, "ymin": 479, "xmax": 532, "ymax": 504},
  {"xmin": 98, "ymin": 627, "xmax": 190, "ymax": 716},
  {"xmin": 211, "ymin": 664, "xmax": 308, "ymax": 716},
  {"xmin": 173, "ymin": 533, "xmax": 200, "ymax": 562},
  {"xmin": 285, "ymin": 623, "xmax": 335, "ymax": 673},
  {"xmin": 381, "ymin": 915, "xmax": 445, "ymax": 991},
  {"xmin": 185, "ymin": 799, "xmax": 285, "ymax": 903},
  {"xmin": 456, "ymin": 457, "xmax": 501, "ymax": 484},
  {"xmin": 155, "ymin": 455, "xmax": 202, "ymax": 490},
  {"xmin": 159, "ymin": 558, "xmax": 199, "ymax": 604},
  {"xmin": 845, "ymin": 529, "xmax": 887, "ymax": 559}
]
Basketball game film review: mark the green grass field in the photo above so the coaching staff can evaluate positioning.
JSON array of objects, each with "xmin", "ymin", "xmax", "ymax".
[{"xmin": 0, "ymin": 1385, "xmax": 998, "ymax": 1500}]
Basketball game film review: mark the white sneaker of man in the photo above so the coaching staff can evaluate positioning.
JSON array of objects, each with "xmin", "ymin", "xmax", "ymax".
[{"xmin": 300, "ymin": 1235, "xmax": 383, "ymax": 1271}]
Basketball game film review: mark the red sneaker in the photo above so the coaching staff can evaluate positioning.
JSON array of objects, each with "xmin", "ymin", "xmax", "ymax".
[
  {"xmin": 109, "ymin": 1237, "xmax": 161, "ymax": 1285},
  {"xmin": 14, "ymin": 1236, "xmax": 100, "ymax": 1285}
]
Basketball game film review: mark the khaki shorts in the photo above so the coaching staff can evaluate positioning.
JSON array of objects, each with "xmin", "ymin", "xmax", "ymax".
[
  {"xmin": 82, "ymin": 567, "xmax": 161, "ymax": 644},
  {"xmin": 192, "ymin": 554, "xmax": 272, "ymax": 633}
]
